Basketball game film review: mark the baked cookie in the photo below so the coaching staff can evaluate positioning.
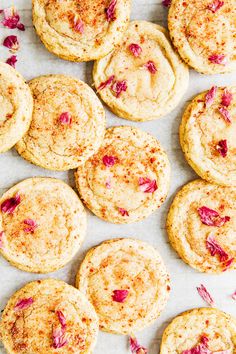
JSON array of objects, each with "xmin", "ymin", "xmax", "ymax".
[
  {"xmin": 166, "ymin": 179, "xmax": 236, "ymax": 273},
  {"xmin": 180, "ymin": 86, "xmax": 236, "ymax": 186},
  {"xmin": 32, "ymin": 0, "xmax": 131, "ymax": 62},
  {"xmin": 76, "ymin": 238, "xmax": 170, "ymax": 334},
  {"xmin": 15, "ymin": 75, "xmax": 105, "ymax": 171},
  {"xmin": 168, "ymin": 0, "xmax": 236, "ymax": 74},
  {"xmin": 160, "ymin": 308, "xmax": 236, "ymax": 354},
  {"xmin": 0, "ymin": 62, "xmax": 33, "ymax": 153},
  {"xmin": 75, "ymin": 126, "xmax": 170, "ymax": 224},
  {"xmin": 0, "ymin": 177, "xmax": 86, "ymax": 273},
  {"xmin": 0, "ymin": 279, "xmax": 99, "ymax": 353},
  {"xmin": 93, "ymin": 21, "xmax": 189, "ymax": 122}
]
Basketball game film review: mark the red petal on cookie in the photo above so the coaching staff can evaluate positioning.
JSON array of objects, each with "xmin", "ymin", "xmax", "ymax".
[
  {"xmin": 98, "ymin": 75, "xmax": 115, "ymax": 90},
  {"xmin": 52, "ymin": 328, "xmax": 68, "ymax": 349},
  {"xmin": 59, "ymin": 112, "xmax": 72, "ymax": 125},
  {"xmin": 129, "ymin": 43, "xmax": 142, "ymax": 57},
  {"xmin": 112, "ymin": 289, "xmax": 129, "ymax": 302},
  {"xmin": 198, "ymin": 206, "xmax": 230, "ymax": 227},
  {"xmin": 219, "ymin": 107, "xmax": 231, "ymax": 123},
  {"xmin": 56, "ymin": 310, "xmax": 67, "ymax": 330},
  {"xmin": 0, "ymin": 231, "xmax": 4, "ymax": 248},
  {"xmin": 118, "ymin": 208, "xmax": 129, "ymax": 217},
  {"xmin": 162, "ymin": 0, "xmax": 172, "ymax": 7},
  {"xmin": 205, "ymin": 86, "xmax": 217, "ymax": 107},
  {"xmin": 105, "ymin": 0, "xmax": 117, "ymax": 22},
  {"xmin": 102, "ymin": 155, "xmax": 117, "ymax": 167},
  {"xmin": 14, "ymin": 298, "xmax": 34, "ymax": 311},
  {"xmin": 1, "ymin": 193, "xmax": 21, "ymax": 214},
  {"xmin": 216, "ymin": 139, "xmax": 228, "ymax": 157},
  {"xmin": 130, "ymin": 337, "xmax": 148, "ymax": 354},
  {"xmin": 207, "ymin": 0, "xmax": 224, "ymax": 12},
  {"xmin": 6, "ymin": 55, "xmax": 17, "ymax": 68},
  {"xmin": 74, "ymin": 19, "xmax": 84, "ymax": 33},
  {"xmin": 139, "ymin": 178, "xmax": 157, "ymax": 193},
  {"xmin": 197, "ymin": 284, "xmax": 215, "ymax": 307},
  {"xmin": 208, "ymin": 54, "xmax": 227, "ymax": 65},
  {"xmin": 144, "ymin": 61, "xmax": 157, "ymax": 74},
  {"xmin": 111, "ymin": 80, "xmax": 128, "ymax": 98},
  {"xmin": 231, "ymin": 291, "xmax": 236, "ymax": 300},
  {"xmin": 23, "ymin": 219, "xmax": 38, "ymax": 233},
  {"xmin": 200, "ymin": 335, "xmax": 209, "ymax": 347},
  {"xmin": 206, "ymin": 234, "xmax": 229, "ymax": 262},
  {"xmin": 221, "ymin": 89, "xmax": 233, "ymax": 107},
  {"xmin": 222, "ymin": 257, "xmax": 234, "ymax": 271},
  {"xmin": 3, "ymin": 35, "xmax": 19, "ymax": 52}
]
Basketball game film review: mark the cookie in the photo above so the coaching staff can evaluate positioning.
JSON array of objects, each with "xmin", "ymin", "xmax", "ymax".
[
  {"xmin": 15, "ymin": 75, "xmax": 105, "ymax": 171},
  {"xmin": 166, "ymin": 179, "xmax": 236, "ymax": 273},
  {"xmin": 0, "ymin": 62, "xmax": 33, "ymax": 153},
  {"xmin": 0, "ymin": 177, "xmax": 86, "ymax": 273},
  {"xmin": 160, "ymin": 308, "xmax": 236, "ymax": 354},
  {"xmin": 0, "ymin": 279, "xmax": 99, "ymax": 354},
  {"xmin": 75, "ymin": 126, "xmax": 170, "ymax": 224},
  {"xmin": 76, "ymin": 238, "xmax": 170, "ymax": 334},
  {"xmin": 168, "ymin": 0, "xmax": 236, "ymax": 74},
  {"xmin": 93, "ymin": 21, "xmax": 189, "ymax": 122},
  {"xmin": 32, "ymin": 0, "xmax": 131, "ymax": 62},
  {"xmin": 180, "ymin": 86, "xmax": 236, "ymax": 186}
]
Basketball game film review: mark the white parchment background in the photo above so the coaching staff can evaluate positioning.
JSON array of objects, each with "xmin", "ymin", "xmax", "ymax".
[{"xmin": 0, "ymin": 1, "xmax": 235, "ymax": 353}]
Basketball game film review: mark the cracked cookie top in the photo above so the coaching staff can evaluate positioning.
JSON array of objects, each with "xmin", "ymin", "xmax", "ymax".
[
  {"xmin": 15, "ymin": 75, "xmax": 105, "ymax": 171},
  {"xmin": 0, "ymin": 279, "xmax": 99, "ymax": 353},
  {"xmin": 0, "ymin": 177, "xmax": 86, "ymax": 273}
]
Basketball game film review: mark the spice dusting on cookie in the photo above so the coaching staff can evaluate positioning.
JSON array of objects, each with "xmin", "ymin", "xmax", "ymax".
[
  {"xmin": 0, "ymin": 231, "xmax": 4, "ymax": 248},
  {"xmin": 129, "ymin": 43, "xmax": 142, "ymax": 57},
  {"xmin": 216, "ymin": 139, "xmax": 228, "ymax": 157},
  {"xmin": 198, "ymin": 206, "xmax": 230, "ymax": 227},
  {"xmin": 112, "ymin": 289, "xmax": 129, "ymax": 303},
  {"xmin": 14, "ymin": 298, "xmax": 34, "ymax": 311},
  {"xmin": 197, "ymin": 284, "xmax": 215, "ymax": 307},
  {"xmin": 1, "ymin": 193, "xmax": 21, "ymax": 214}
]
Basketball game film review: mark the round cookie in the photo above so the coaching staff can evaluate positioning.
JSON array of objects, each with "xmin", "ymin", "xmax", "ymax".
[
  {"xmin": 160, "ymin": 308, "xmax": 236, "ymax": 354},
  {"xmin": 0, "ymin": 177, "xmax": 86, "ymax": 273},
  {"xmin": 180, "ymin": 86, "xmax": 236, "ymax": 186},
  {"xmin": 75, "ymin": 126, "xmax": 171, "ymax": 224},
  {"xmin": 32, "ymin": 0, "xmax": 131, "ymax": 62},
  {"xmin": 0, "ymin": 279, "xmax": 99, "ymax": 354},
  {"xmin": 93, "ymin": 21, "xmax": 189, "ymax": 122},
  {"xmin": 0, "ymin": 62, "xmax": 33, "ymax": 153},
  {"xmin": 76, "ymin": 238, "xmax": 170, "ymax": 334},
  {"xmin": 168, "ymin": 0, "xmax": 236, "ymax": 74},
  {"xmin": 15, "ymin": 75, "xmax": 105, "ymax": 171},
  {"xmin": 166, "ymin": 179, "xmax": 236, "ymax": 274}
]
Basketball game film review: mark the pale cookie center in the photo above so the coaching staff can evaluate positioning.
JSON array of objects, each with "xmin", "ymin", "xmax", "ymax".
[{"xmin": 0, "ymin": 94, "xmax": 14, "ymax": 126}]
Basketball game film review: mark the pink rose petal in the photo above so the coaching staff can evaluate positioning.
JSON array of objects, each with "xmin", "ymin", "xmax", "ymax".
[
  {"xmin": 216, "ymin": 139, "xmax": 228, "ymax": 157},
  {"xmin": 231, "ymin": 291, "xmax": 236, "ymax": 300},
  {"xmin": 221, "ymin": 89, "xmax": 233, "ymax": 107},
  {"xmin": 198, "ymin": 206, "xmax": 230, "ymax": 227},
  {"xmin": 56, "ymin": 310, "xmax": 67, "ymax": 330},
  {"xmin": 197, "ymin": 284, "xmax": 215, "ymax": 307},
  {"xmin": 74, "ymin": 18, "xmax": 84, "ymax": 34},
  {"xmin": 1, "ymin": 193, "xmax": 21, "ymax": 214},
  {"xmin": 52, "ymin": 328, "xmax": 68, "ymax": 349},
  {"xmin": 144, "ymin": 61, "xmax": 157, "ymax": 74},
  {"xmin": 205, "ymin": 86, "xmax": 217, "ymax": 107},
  {"xmin": 23, "ymin": 219, "xmax": 38, "ymax": 233},
  {"xmin": 207, "ymin": 0, "xmax": 224, "ymax": 12},
  {"xmin": 102, "ymin": 155, "xmax": 117, "ymax": 167},
  {"xmin": 206, "ymin": 233, "xmax": 229, "ymax": 262},
  {"xmin": 105, "ymin": 0, "xmax": 117, "ymax": 22},
  {"xmin": 3, "ymin": 35, "xmax": 19, "ymax": 52},
  {"xmin": 112, "ymin": 289, "xmax": 129, "ymax": 303},
  {"xmin": 139, "ymin": 178, "xmax": 157, "ymax": 193},
  {"xmin": 14, "ymin": 298, "xmax": 34, "ymax": 311},
  {"xmin": 162, "ymin": 0, "xmax": 172, "ymax": 7},
  {"xmin": 182, "ymin": 335, "xmax": 211, "ymax": 354},
  {"xmin": 130, "ymin": 337, "xmax": 148, "ymax": 354},
  {"xmin": 6, "ymin": 55, "xmax": 17, "ymax": 68},
  {"xmin": 59, "ymin": 112, "xmax": 72, "ymax": 125},
  {"xmin": 98, "ymin": 75, "xmax": 115, "ymax": 90},
  {"xmin": 111, "ymin": 80, "xmax": 128, "ymax": 98},
  {"xmin": 222, "ymin": 257, "xmax": 234, "ymax": 271},
  {"xmin": 118, "ymin": 208, "xmax": 129, "ymax": 217},
  {"xmin": 219, "ymin": 107, "xmax": 231, "ymax": 123},
  {"xmin": 209, "ymin": 54, "xmax": 227, "ymax": 65},
  {"xmin": 1, "ymin": 7, "xmax": 25, "ymax": 30},
  {"xmin": 0, "ymin": 231, "xmax": 4, "ymax": 249},
  {"xmin": 129, "ymin": 43, "xmax": 142, "ymax": 57}
]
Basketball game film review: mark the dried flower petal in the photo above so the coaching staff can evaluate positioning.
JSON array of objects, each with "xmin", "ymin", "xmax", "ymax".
[
  {"xmin": 74, "ymin": 18, "xmax": 84, "ymax": 33},
  {"xmin": 111, "ymin": 80, "xmax": 128, "ymax": 98},
  {"xmin": 222, "ymin": 257, "xmax": 234, "ymax": 271},
  {"xmin": 139, "ymin": 178, "xmax": 157, "ymax": 193},
  {"xmin": 129, "ymin": 43, "xmax": 142, "ymax": 57},
  {"xmin": 209, "ymin": 54, "xmax": 227, "ymax": 65},
  {"xmin": 118, "ymin": 208, "xmax": 129, "ymax": 217},
  {"xmin": 144, "ymin": 61, "xmax": 157, "ymax": 74},
  {"xmin": 198, "ymin": 206, "xmax": 230, "ymax": 227},
  {"xmin": 105, "ymin": 0, "xmax": 117, "ymax": 22},
  {"xmin": 98, "ymin": 75, "xmax": 115, "ymax": 90},
  {"xmin": 197, "ymin": 284, "xmax": 215, "ymax": 307},
  {"xmin": 1, "ymin": 193, "xmax": 21, "ymax": 214},
  {"xmin": 205, "ymin": 86, "xmax": 217, "ymax": 107},
  {"xmin": 52, "ymin": 328, "xmax": 68, "ymax": 349},
  {"xmin": 56, "ymin": 310, "xmax": 67, "ymax": 330},
  {"xmin": 130, "ymin": 337, "xmax": 148, "ymax": 354},
  {"xmin": 206, "ymin": 234, "xmax": 229, "ymax": 262},
  {"xmin": 200, "ymin": 335, "xmax": 209, "ymax": 347},
  {"xmin": 207, "ymin": 0, "xmax": 224, "ymax": 12},
  {"xmin": 219, "ymin": 107, "xmax": 231, "ymax": 123},
  {"xmin": 231, "ymin": 291, "xmax": 236, "ymax": 300},
  {"xmin": 59, "ymin": 112, "xmax": 72, "ymax": 125},
  {"xmin": 112, "ymin": 289, "xmax": 129, "ymax": 302},
  {"xmin": 23, "ymin": 219, "xmax": 38, "ymax": 233},
  {"xmin": 14, "ymin": 298, "xmax": 34, "ymax": 311},
  {"xmin": 216, "ymin": 139, "xmax": 228, "ymax": 157},
  {"xmin": 162, "ymin": 0, "xmax": 172, "ymax": 7},
  {"xmin": 102, "ymin": 155, "xmax": 117, "ymax": 167},
  {"xmin": 3, "ymin": 35, "xmax": 19, "ymax": 52},
  {"xmin": 221, "ymin": 89, "xmax": 233, "ymax": 107},
  {"xmin": 1, "ymin": 7, "xmax": 24, "ymax": 30},
  {"xmin": 0, "ymin": 231, "xmax": 4, "ymax": 248},
  {"xmin": 6, "ymin": 55, "xmax": 17, "ymax": 68},
  {"xmin": 17, "ymin": 23, "xmax": 25, "ymax": 31}
]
